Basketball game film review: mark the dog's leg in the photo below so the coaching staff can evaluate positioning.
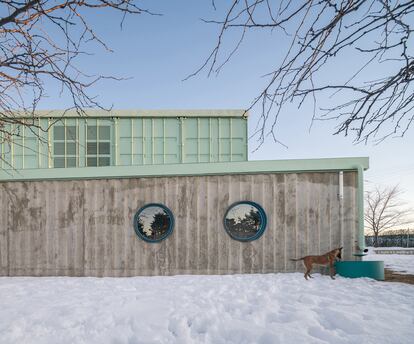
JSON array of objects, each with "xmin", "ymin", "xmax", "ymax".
[
  {"xmin": 304, "ymin": 262, "xmax": 312, "ymax": 280},
  {"xmin": 302, "ymin": 260, "xmax": 308, "ymax": 280},
  {"xmin": 306, "ymin": 269, "xmax": 313, "ymax": 280},
  {"xmin": 329, "ymin": 261, "xmax": 335, "ymax": 280}
]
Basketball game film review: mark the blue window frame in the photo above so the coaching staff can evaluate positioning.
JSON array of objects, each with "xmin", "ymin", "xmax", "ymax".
[
  {"xmin": 223, "ymin": 201, "xmax": 267, "ymax": 241},
  {"xmin": 134, "ymin": 203, "xmax": 174, "ymax": 243}
]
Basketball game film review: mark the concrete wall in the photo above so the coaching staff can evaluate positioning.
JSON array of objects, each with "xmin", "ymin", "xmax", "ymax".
[{"xmin": 0, "ymin": 172, "xmax": 358, "ymax": 277}]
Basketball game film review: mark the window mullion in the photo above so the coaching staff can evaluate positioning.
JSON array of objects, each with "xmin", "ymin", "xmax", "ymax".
[
  {"xmin": 97, "ymin": 119, "xmax": 100, "ymax": 166},
  {"xmin": 64, "ymin": 119, "xmax": 67, "ymax": 168}
]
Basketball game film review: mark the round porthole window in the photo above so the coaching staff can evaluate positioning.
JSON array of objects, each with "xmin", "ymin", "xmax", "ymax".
[
  {"xmin": 223, "ymin": 201, "xmax": 267, "ymax": 241},
  {"xmin": 134, "ymin": 203, "xmax": 174, "ymax": 243}
]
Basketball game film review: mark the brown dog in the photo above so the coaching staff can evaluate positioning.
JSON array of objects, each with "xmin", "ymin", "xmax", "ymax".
[{"xmin": 291, "ymin": 247, "xmax": 343, "ymax": 280}]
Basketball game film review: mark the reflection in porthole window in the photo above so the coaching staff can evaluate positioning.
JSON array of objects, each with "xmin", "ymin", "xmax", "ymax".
[
  {"xmin": 224, "ymin": 201, "xmax": 267, "ymax": 241},
  {"xmin": 134, "ymin": 204, "xmax": 174, "ymax": 242}
]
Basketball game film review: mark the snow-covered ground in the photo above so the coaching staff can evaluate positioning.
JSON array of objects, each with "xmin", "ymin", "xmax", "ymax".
[
  {"xmin": 364, "ymin": 247, "xmax": 414, "ymax": 274},
  {"xmin": 1, "ymin": 273, "xmax": 414, "ymax": 344}
]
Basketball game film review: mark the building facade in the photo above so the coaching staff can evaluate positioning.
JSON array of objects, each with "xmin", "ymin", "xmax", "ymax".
[{"xmin": 0, "ymin": 110, "xmax": 368, "ymax": 277}]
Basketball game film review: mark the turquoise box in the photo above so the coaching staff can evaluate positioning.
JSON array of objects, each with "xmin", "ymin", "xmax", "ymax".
[{"xmin": 335, "ymin": 261, "xmax": 385, "ymax": 281}]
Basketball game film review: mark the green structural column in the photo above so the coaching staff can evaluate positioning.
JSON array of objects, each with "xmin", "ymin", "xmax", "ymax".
[{"xmin": 355, "ymin": 165, "xmax": 365, "ymax": 252}]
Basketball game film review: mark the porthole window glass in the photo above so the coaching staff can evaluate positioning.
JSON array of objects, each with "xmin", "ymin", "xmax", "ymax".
[
  {"xmin": 224, "ymin": 201, "xmax": 267, "ymax": 241},
  {"xmin": 134, "ymin": 204, "xmax": 174, "ymax": 242}
]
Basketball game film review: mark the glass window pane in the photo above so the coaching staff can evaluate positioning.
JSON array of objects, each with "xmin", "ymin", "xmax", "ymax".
[
  {"xmin": 87, "ymin": 126, "xmax": 97, "ymax": 140},
  {"xmin": 66, "ymin": 157, "xmax": 77, "ymax": 167},
  {"xmin": 54, "ymin": 142, "xmax": 65, "ymax": 155},
  {"xmin": 87, "ymin": 142, "xmax": 97, "ymax": 154},
  {"xmin": 87, "ymin": 157, "xmax": 97, "ymax": 166},
  {"xmin": 134, "ymin": 205, "xmax": 174, "ymax": 242},
  {"xmin": 99, "ymin": 126, "xmax": 110, "ymax": 140},
  {"xmin": 98, "ymin": 142, "xmax": 110, "ymax": 154},
  {"xmin": 99, "ymin": 157, "xmax": 110, "ymax": 166},
  {"xmin": 224, "ymin": 202, "xmax": 266, "ymax": 241},
  {"xmin": 66, "ymin": 142, "xmax": 76, "ymax": 155},
  {"xmin": 54, "ymin": 157, "xmax": 65, "ymax": 168},
  {"xmin": 53, "ymin": 126, "xmax": 65, "ymax": 140},
  {"xmin": 66, "ymin": 126, "xmax": 77, "ymax": 140}
]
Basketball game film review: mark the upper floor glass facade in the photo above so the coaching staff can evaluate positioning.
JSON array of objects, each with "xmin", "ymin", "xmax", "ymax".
[{"xmin": 0, "ymin": 112, "xmax": 248, "ymax": 170}]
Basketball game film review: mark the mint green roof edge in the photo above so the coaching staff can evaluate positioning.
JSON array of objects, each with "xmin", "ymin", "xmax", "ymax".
[
  {"xmin": 0, "ymin": 157, "xmax": 369, "ymax": 182},
  {"xmin": 5, "ymin": 109, "xmax": 249, "ymax": 118}
]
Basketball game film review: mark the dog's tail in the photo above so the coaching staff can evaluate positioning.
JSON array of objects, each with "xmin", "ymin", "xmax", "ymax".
[{"xmin": 290, "ymin": 257, "xmax": 305, "ymax": 261}]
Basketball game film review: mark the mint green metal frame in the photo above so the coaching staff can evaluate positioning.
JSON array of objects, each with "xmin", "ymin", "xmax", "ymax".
[
  {"xmin": 9, "ymin": 109, "xmax": 248, "ymax": 118},
  {"xmin": 0, "ymin": 157, "xmax": 369, "ymax": 181}
]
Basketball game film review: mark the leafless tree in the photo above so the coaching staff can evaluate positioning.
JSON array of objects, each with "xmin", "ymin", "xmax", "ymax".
[
  {"xmin": 193, "ymin": 1, "xmax": 414, "ymax": 148},
  {"xmin": 381, "ymin": 227, "xmax": 414, "ymax": 236},
  {"xmin": 365, "ymin": 185, "xmax": 413, "ymax": 247},
  {"xmin": 0, "ymin": 0, "xmax": 154, "ymax": 148}
]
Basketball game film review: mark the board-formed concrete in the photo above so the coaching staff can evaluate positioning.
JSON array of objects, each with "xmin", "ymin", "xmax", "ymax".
[{"xmin": 0, "ymin": 172, "xmax": 357, "ymax": 276}]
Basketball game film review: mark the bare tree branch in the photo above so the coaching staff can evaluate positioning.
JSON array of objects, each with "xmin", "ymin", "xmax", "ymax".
[
  {"xmin": 193, "ymin": 0, "xmax": 414, "ymax": 148},
  {"xmin": 365, "ymin": 184, "xmax": 413, "ymax": 247},
  {"xmin": 0, "ymin": 0, "xmax": 157, "ymax": 166}
]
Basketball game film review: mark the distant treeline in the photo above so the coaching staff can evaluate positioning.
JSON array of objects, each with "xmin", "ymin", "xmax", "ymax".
[{"xmin": 365, "ymin": 229, "xmax": 414, "ymax": 247}]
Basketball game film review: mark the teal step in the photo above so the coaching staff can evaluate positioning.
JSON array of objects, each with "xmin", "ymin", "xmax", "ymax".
[{"xmin": 335, "ymin": 261, "xmax": 384, "ymax": 280}]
